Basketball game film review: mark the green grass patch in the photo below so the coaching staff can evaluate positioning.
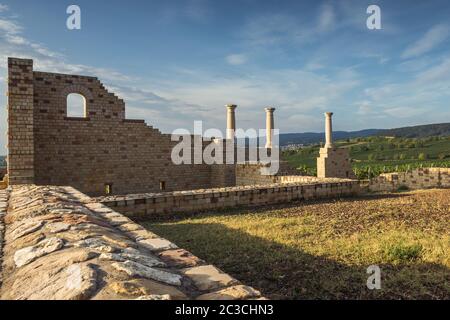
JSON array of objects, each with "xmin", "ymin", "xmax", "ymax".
[
  {"xmin": 397, "ymin": 185, "xmax": 409, "ymax": 192},
  {"xmin": 282, "ymin": 136, "xmax": 450, "ymax": 178},
  {"xmin": 384, "ymin": 243, "xmax": 423, "ymax": 264}
]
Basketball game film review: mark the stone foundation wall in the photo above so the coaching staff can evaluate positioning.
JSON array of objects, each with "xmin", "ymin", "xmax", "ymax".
[
  {"xmin": 368, "ymin": 168, "xmax": 450, "ymax": 192},
  {"xmin": 96, "ymin": 180, "xmax": 361, "ymax": 220},
  {"xmin": 0, "ymin": 185, "xmax": 262, "ymax": 300}
]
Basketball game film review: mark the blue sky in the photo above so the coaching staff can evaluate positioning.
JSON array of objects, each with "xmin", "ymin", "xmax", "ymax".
[{"xmin": 1, "ymin": 0, "xmax": 450, "ymax": 153}]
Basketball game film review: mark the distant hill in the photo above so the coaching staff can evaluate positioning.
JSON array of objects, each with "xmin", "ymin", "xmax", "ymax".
[
  {"xmin": 280, "ymin": 129, "xmax": 381, "ymax": 146},
  {"xmin": 280, "ymin": 123, "xmax": 450, "ymax": 146},
  {"xmin": 377, "ymin": 123, "xmax": 450, "ymax": 138}
]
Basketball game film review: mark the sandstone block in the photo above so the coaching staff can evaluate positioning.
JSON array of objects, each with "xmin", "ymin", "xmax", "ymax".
[
  {"xmin": 196, "ymin": 285, "xmax": 261, "ymax": 300},
  {"xmin": 14, "ymin": 237, "xmax": 64, "ymax": 267},
  {"xmin": 112, "ymin": 260, "xmax": 182, "ymax": 286},
  {"xmin": 182, "ymin": 265, "xmax": 238, "ymax": 291},
  {"xmin": 138, "ymin": 238, "xmax": 178, "ymax": 252}
]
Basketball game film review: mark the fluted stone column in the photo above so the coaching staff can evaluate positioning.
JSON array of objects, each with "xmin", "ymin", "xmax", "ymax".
[
  {"xmin": 265, "ymin": 107, "xmax": 275, "ymax": 149},
  {"xmin": 226, "ymin": 104, "xmax": 237, "ymax": 140},
  {"xmin": 324, "ymin": 112, "xmax": 333, "ymax": 148}
]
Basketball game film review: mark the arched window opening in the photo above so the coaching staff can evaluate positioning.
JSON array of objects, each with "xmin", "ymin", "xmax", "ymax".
[{"xmin": 67, "ymin": 93, "xmax": 87, "ymax": 117}]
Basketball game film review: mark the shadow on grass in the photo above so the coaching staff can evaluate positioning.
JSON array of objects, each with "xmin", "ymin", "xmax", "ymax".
[{"xmin": 145, "ymin": 221, "xmax": 450, "ymax": 300}]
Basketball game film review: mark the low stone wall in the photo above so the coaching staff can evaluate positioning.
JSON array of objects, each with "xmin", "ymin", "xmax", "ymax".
[
  {"xmin": 0, "ymin": 185, "xmax": 262, "ymax": 300},
  {"xmin": 368, "ymin": 168, "xmax": 450, "ymax": 192},
  {"xmin": 97, "ymin": 181, "xmax": 361, "ymax": 220},
  {"xmin": 236, "ymin": 162, "xmax": 348, "ymax": 186},
  {"xmin": 236, "ymin": 163, "xmax": 281, "ymax": 185}
]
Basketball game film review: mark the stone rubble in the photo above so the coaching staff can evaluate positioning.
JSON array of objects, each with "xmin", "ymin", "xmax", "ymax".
[{"xmin": 0, "ymin": 185, "xmax": 264, "ymax": 300}]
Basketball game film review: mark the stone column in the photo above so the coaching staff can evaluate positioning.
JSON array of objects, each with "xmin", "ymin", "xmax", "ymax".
[
  {"xmin": 226, "ymin": 104, "xmax": 237, "ymax": 140},
  {"xmin": 265, "ymin": 107, "xmax": 275, "ymax": 149},
  {"xmin": 324, "ymin": 112, "xmax": 333, "ymax": 148}
]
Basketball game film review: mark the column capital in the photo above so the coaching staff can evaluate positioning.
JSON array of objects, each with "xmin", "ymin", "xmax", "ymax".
[
  {"xmin": 226, "ymin": 104, "xmax": 237, "ymax": 111},
  {"xmin": 265, "ymin": 107, "xmax": 276, "ymax": 113},
  {"xmin": 324, "ymin": 112, "xmax": 333, "ymax": 117}
]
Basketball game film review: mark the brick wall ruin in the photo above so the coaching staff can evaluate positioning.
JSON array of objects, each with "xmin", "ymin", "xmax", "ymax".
[
  {"xmin": 7, "ymin": 58, "xmax": 227, "ymax": 196},
  {"xmin": 368, "ymin": 167, "xmax": 450, "ymax": 192},
  {"xmin": 7, "ymin": 57, "xmax": 363, "ymax": 198}
]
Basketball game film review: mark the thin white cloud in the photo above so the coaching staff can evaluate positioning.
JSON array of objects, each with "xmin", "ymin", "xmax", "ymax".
[
  {"xmin": 414, "ymin": 58, "xmax": 450, "ymax": 84},
  {"xmin": 0, "ymin": 4, "xmax": 8, "ymax": 12},
  {"xmin": 383, "ymin": 106, "xmax": 427, "ymax": 118},
  {"xmin": 225, "ymin": 54, "xmax": 247, "ymax": 65},
  {"xmin": 318, "ymin": 3, "xmax": 335, "ymax": 32},
  {"xmin": 0, "ymin": 5, "xmax": 238, "ymax": 140},
  {"xmin": 0, "ymin": 18, "xmax": 22, "ymax": 34},
  {"xmin": 402, "ymin": 24, "xmax": 450, "ymax": 59},
  {"xmin": 158, "ymin": 66, "xmax": 362, "ymax": 133},
  {"xmin": 362, "ymin": 57, "xmax": 450, "ymax": 123}
]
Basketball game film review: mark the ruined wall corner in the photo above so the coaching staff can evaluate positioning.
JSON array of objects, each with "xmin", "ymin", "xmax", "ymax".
[{"xmin": 7, "ymin": 57, "xmax": 35, "ymax": 185}]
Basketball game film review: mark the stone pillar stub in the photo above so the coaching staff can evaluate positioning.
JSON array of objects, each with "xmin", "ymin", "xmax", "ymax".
[
  {"xmin": 317, "ymin": 112, "xmax": 356, "ymax": 179},
  {"xmin": 265, "ymin": 107, "xmax": 275, "ymax": 149}
]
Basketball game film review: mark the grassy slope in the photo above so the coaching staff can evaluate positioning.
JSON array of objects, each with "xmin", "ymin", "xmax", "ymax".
[
  {"xmin": 282, "ymin": 136, "xmax": 450, "ymax": 177},
  {"xmin": 145, "ymin": 189, "xmax": 450, "ymax": 299}
]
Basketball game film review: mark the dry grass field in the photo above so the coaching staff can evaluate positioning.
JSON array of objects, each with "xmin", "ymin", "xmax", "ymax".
[{"xmin": 144, "ymin": 189, "xmax": 450, "ymax": 299}]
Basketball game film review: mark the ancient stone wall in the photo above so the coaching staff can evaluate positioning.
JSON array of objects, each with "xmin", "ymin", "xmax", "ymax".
[
  {"xmin": 7, "ymin": 58, "xmax": 220, "ymax": 196},
  {"xmin": 97, "ymin": 180, "xmax": 361, "ymax": 220},
  {"xmin": 368, "ymin": 168, "xmax": 450, "ymax": 192},
  {"xmin": 236, "ymin": 163, "xmax": 279, "ymax": 185},
  {"xmin": 317, "ymin": 147, "xmax": 356, "ymax": 179},
  {"xmin": 7, "ymin": 58, "xmax": 35, "ymax": 185},
  {"xmin": 0, "ymin": 185, "xmax": 262, "ymax": 300},
  {"xmin": 235, "ymin": 162, "xmax": 348, "ymax": 186}
]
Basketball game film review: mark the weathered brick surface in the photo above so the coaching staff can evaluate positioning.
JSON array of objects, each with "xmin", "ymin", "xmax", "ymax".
[
  {"xmin": 96, "ymin": 180, "xmax": 361, "ymax": 219},
  {"xmin": 7, "ymin": 58, "xmax": 219, "ymax": 196},
  {"xmin": 317, "ymin": 147, "xmax": 356, "ymax": 179},
  {"xmin": 368, "ymin": 167, "xmax": 450, "ymax": 192},
  {"xmin": 236, "ymin": 162, "xmax": 349, "ymax": 186},
  {"xmin": 7, "ymin": 58, "xmax": 35, "ymax": 185}
]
